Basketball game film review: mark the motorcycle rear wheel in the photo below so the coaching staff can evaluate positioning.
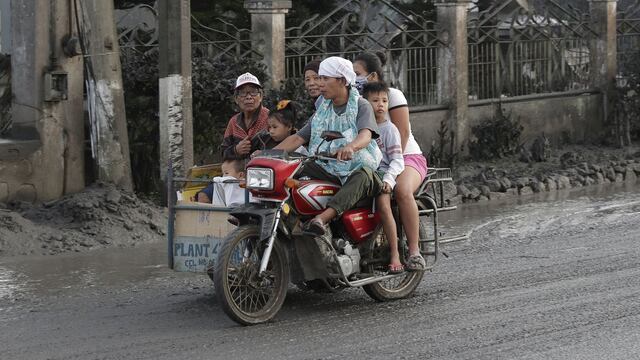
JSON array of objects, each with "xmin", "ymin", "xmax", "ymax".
[
  {"xmin": 213, "ymin": 225, "xmax": 289, "ymax": 325},
  {"xmin": 362, "ymin": 223, "xmax": 426, "ymax": 302}
]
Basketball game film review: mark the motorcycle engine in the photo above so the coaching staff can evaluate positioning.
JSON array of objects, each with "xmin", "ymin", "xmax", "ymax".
[{"xmin": 335, "ymin": 239, "xmax": 361, "ymax": 277}]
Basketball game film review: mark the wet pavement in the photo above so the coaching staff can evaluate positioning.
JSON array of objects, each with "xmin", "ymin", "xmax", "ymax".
[{"xmin": 1, "ymin": 183, "xmax": 640, "ymax": 359}]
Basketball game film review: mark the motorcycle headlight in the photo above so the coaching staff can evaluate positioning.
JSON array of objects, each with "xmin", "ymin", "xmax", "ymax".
[{"xmin": 246, "ymin": 168, "xmax": 274, "ymax": 190}]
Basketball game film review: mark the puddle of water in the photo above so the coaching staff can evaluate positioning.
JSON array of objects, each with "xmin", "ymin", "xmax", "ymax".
[
  {"xmin": 0, "ymin": 182, "xmax": 639, "ymax": 308},
  {"xmin": 438, "ymin": 182, "xmax": 640, "ymax": 241},
  {"xmin": 0, "ymin": 242, "xmax": 169, "ymax": 304}
]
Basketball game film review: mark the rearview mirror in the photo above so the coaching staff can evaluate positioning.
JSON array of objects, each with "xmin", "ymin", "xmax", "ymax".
[{"xmin": 320, "ymin": 130, "xmax": 344, "ymax": 142}]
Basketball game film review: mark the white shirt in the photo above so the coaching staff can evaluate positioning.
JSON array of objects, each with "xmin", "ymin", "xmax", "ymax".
[
  {"xmin": 211, "ymin": 176, "xmax": 246, "ymax": 207},
  {"xmin": 386, "ymin": 87, "xmax": 422, "ymax": 155},
  {"xmin": 376, "ymin": 120, "xmax": 405, "ymax": 189}
]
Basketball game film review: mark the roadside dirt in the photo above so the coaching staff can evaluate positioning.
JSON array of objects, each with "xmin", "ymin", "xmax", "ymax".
[
  {"xmin": 450, "ymin": 144, "xmax": 640, "ymax": 203},
  {"xmin": 1, "ymin": 144, "xmax": 638, "ymax": 258},
  {"xmin": 0, "ymin": 183, "xmax": 166, "ymax": 257}
]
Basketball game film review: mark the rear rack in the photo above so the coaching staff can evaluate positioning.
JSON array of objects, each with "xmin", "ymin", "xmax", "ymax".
[
  {"xmin": 411, "ymin": 167, "xmax": 463, "ymax": 270},
  {"xmin": 416, "ymin": 168, "xmax": 455, "ymax": 212}
]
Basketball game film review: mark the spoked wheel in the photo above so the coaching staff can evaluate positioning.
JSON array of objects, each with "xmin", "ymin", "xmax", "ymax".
[
  {"xmin": 213, "ymin": 225, "xmax": 289, "ymax": 325},
  {"xmin": 362, "ymin": 227, "xmax": 424, "ymax": 302}
]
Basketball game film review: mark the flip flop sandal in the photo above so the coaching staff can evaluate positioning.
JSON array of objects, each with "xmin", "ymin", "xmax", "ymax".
[
  {"xmin": 388, "ymin": 263, "xmax": 405, "ymax": 274},
  {"xmin": 303, "ymin": 218, "xmax": 327, "ymax": 236},
  {"xmin": 405, "ymin": 254, "xmax": 427, "ymax": 272}
]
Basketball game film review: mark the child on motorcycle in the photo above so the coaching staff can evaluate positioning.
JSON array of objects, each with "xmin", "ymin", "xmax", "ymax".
[
  {"xmin": 196, "ymin": 159, "xmax": 246, "ymax": 207},
  {"xmin": 362, "ymin": 82, "xmax": 405, "ymax": 274},
  {"xmin": 252, "ymin": 100, "xmax": 308, "ymax": 156}
]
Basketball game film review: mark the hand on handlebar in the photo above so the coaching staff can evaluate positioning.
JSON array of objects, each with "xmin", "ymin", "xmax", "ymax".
[{"xmin": 335, "ymin": 145, "xmax": 355, "ymax": 161}]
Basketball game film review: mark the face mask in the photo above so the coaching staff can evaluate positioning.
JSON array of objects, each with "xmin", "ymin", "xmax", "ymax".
[{"xmin": 355, "ymin": 74, "xmax": 370, "ymax": 94}]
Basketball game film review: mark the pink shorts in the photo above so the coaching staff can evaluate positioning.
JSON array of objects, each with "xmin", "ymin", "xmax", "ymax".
[{"xmin": 403, "ymin": 154, "xmax": 428, "ymax": 182}]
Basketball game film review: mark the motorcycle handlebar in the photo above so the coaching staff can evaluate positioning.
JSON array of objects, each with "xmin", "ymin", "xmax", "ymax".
[
  {"xmin": 314, "ymin": 151, "xmax": 346, "ymax": 163},
  {"xmin": 252, "ymin": 149, "xmax": 345, "ymax": 162}
]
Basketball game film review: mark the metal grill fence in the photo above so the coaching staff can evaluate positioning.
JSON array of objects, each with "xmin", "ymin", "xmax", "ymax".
[
  {"xmin": 284, "ymin": 0, "xmax": 441, "ymax": 106},
  {"xmin": 617, "ymin": 4, "xmax": 640, "ymax": 75},
  {"xmin": 467, "ymin": 1, "xmax": 593, "ymax": 101},
  {"xmin": 114, "ymin": 1, "xmax": 639, "ymax": 107},
  {"xmin": 117, "ymin": 6, "xmax": 261, "ymax": 63}
]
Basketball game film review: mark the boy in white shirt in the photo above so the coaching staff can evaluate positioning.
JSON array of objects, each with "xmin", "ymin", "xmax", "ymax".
[
  {"xmin": 363, "ymin": 82, "xmax": 405, "ymax": 274},
  {"xmin": 197, "ymin": 159, "xmax": 246, "ymax": 207}
]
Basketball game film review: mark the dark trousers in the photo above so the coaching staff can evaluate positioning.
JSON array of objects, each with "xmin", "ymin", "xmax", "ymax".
[{"xmin": 297, "ymin": 162, "xmax": 382, "ymax": 215}]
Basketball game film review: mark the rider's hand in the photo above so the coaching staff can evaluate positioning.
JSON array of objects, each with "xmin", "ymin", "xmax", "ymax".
[
  {"xmin": 382, "ymin": 182, "xmax": 392, "ymax": 194},
  {"xmin": 235, "ymin": 136, "xmax": 252, "ymax": 155},
  {"xmin": 335, "ymin": 144, "xmax": 356, "ymax": 161}
]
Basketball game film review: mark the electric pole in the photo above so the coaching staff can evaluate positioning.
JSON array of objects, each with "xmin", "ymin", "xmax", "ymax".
[
  {"xmin": 158, "ymin": 0, "xmax": 194, "ymax": 183},
  {"xmin": 77, "ymin": 0, "xmax": 133, "ymax": 191}
]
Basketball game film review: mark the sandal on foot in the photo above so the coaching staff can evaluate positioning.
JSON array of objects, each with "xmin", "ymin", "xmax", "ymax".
[
  {"xmin": 303, "ymin": 218, "xmax": 327, "ymax": 236},
  {"xmin": 405, "ymin": 254, "xmax": 427, "ymax": 272},
  {"xmin": 388, "ymin": 263, "xmax": 405, "ymax": 274}
]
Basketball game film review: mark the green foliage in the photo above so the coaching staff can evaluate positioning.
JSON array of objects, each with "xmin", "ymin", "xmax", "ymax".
[
  {"xmin": 121, "ymin": 47, "xmax": 160, "ymax": 194},
  {"xmin": 428, "ymin": 119, "xmax": 457, "ymax": 168},
  {"xmin": 469, "ymin": 103, "xmax": 523, "ymax": 160},
  {"xmin": 191, "ymin": 55, "xmax": 269, "ymax": 164},
  {"xmin": 615, "ymin": 51, "xmax": 640, "ymax": 144},
  {"xmin": 390, "ymin": 0, "xmax": 436, "ymax": 22},
  {"xmin": 121, "ymin": 47, "xmax": 313, "ymax": 193},
  {"xmin": 191, "ymin": 0, "xmax": 251, "ymax": 30},
  {"xmin": 0, "ymin": 54, "xmax": 11, "ymax": 136}
]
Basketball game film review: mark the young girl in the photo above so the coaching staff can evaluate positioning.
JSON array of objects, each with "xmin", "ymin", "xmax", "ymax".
[{"xmin": 252, "ymin": 100, "xmax": 308, "ymax": 155}]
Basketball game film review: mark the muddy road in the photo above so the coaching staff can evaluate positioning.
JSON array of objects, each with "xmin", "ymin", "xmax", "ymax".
[{"xmin": 2, "ymin": 184, "xmax": 640, "ymax": 359}]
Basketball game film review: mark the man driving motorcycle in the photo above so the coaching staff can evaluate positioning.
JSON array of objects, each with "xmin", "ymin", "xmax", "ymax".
[{"xmin": 274, "ymin": 56, "xmax": 383, "ymax": 235}]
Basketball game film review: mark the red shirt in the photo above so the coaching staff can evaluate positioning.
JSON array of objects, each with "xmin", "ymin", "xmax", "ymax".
[{"xmin": 220, "ymin": 106, "xmax": 270, "ymax": 160}]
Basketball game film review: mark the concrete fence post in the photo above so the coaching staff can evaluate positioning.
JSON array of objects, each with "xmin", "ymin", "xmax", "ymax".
[
  {"xmin": 244, "ymin": 0, "xmax": 292, "ymax": 89},
  {"xmin": 589, "ymin": 0, "xmax": 617, "ymax": 92},
  {"xmin": 435, "ymin": 0, "xmax": 470, "ymax": 156},
  {"xmin": 588, "ymin": 0, "xmax": 617, "ymax": 131},
  {"xmin": 159, "ymin": 0, "xmax": 193, "ymax": 180}
]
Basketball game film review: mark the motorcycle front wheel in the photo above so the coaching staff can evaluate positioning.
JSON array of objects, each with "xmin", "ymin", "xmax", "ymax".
[{"xmin": 213, "ymin": 225, "xmax": 289, "ymax": 325}]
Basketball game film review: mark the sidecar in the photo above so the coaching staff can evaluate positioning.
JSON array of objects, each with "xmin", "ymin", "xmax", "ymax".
[{"xmin": 166, "ymin": 164, "xmax": 242, "ymax": 276}]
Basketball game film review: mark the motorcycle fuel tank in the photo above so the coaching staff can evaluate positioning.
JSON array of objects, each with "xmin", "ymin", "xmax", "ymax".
[{"xmin": 292, "ymin": 181, "xmax": 341, "ymax": 216}]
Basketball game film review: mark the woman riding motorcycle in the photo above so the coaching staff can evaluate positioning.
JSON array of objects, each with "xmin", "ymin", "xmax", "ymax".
[{"xmin": 274, "ymin": 56, "xmax": 383, "ymax": 235}]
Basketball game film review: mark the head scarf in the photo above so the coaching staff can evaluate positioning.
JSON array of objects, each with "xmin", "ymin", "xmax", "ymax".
[
  {"xmin": 303, "ymin": 60, "xmax": 321, "ymax": 75},
  {"xmin": 318, "ymin": 57, "xmax": 357, "ymax": 86}
]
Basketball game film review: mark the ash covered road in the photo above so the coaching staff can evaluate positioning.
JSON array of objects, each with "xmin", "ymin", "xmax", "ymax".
[{"xmin": 1, "ymin": 184, "xmax": 640, "ymax": 360}]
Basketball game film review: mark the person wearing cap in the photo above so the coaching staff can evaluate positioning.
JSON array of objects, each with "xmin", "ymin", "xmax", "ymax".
[
  {"xmin": 220, "ymin": 72, "xmax": 270, "ymax": 160},
  {"xmin": 274, "ymin": 56, "xmax": 383, "ymax": 236}
]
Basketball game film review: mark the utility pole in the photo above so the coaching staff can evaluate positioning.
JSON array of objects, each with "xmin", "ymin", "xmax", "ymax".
[
  {"xmin": 158, "ymin": 0, "xmax": 193, "ymax": 182},
  {"xmin": 77, "ymin": 0, "xmax": 133, "ymax": 191}
]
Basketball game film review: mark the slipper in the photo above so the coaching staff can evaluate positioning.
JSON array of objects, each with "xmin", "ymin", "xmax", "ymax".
[
  {"xmin": 303, "ymin": 218, "xmax": 327, "ymax": 236},
  {"xmin": 388, "ymin": 263, "xmax": 404, "ymax": 274},
  {"xmin": 405, "ymin": 254, "xmax": 427, "ymax": 272}
]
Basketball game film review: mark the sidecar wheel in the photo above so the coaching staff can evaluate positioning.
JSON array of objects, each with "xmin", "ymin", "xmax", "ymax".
[
  {"xmin": 362, "ymin": 226, "xmax": 424, "ymax": 302},
  {"xmin": 213, "ymin": 225, "xmax": 289, "ymax": 325}
]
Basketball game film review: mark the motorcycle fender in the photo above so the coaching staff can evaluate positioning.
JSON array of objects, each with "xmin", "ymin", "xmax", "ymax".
[{"xmin": 229, "ymin": 204, "xmax": 278, "ymax": 241}]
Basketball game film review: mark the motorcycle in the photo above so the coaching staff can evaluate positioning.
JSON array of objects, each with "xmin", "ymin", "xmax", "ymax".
[{"xmin": 212, "ymin": 131, "xmax": 456, "ymax": 325}]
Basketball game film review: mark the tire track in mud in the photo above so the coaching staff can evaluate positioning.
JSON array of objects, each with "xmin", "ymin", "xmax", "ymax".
[{"xmin": 2, "ymin": 187, "xmax": 640, "ymax": 359}]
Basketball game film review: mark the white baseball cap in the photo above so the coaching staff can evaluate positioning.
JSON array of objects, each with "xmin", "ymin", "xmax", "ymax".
[{"xmin": 234, "ymin": 72, "xmax": 262, "ymax": 89}]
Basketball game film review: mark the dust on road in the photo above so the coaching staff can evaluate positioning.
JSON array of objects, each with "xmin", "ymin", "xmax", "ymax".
[{"xmin": 1, "ymin": 183, "xmax": 640, "ymax": 360}]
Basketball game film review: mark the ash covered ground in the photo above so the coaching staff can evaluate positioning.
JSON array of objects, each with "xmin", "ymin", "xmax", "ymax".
[{"xmin": 0, "ymin": 184, "xmax": 166, "ymax": 256}]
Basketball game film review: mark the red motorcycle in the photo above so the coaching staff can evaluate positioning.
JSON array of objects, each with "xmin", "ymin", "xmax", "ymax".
[{"xmin": 213, "ymin": 131, "xmax": 456, "ymax": 325}]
